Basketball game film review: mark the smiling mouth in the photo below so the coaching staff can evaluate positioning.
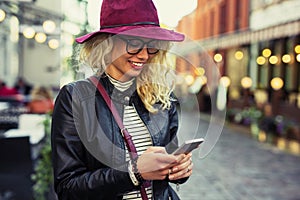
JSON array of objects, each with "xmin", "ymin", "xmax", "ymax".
[{"xmin": 129, "ymin": 61, "xmax": 144, "ymax": 69}]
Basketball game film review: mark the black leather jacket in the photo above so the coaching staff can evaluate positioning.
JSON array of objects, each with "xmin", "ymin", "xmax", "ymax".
[{"xmin": 51, "ymin": 75, "xmax": 185, "ymax": 200}]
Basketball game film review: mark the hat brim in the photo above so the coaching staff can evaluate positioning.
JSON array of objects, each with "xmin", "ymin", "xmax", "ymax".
[{"xmin": 75, "ymin": 25, "xmax": 185, "ymax": 43}]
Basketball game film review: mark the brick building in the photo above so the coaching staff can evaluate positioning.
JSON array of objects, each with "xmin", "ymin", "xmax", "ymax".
[{"xmin": 176, "ymin": 0, "xmax": 300, "ymax": 122}]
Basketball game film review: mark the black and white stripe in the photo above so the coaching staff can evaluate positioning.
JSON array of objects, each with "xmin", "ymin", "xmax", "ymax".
[
  {"xmin": 122, "ymin": 105, "xmax": 153, "ymax": 200},
  {"xmin": 105, "ymin": 73, "xmax": 153, "ymax": 200}
]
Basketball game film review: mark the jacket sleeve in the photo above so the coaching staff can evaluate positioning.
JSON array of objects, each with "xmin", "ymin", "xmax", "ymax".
[{"xmin": 51, "ymin": 85, "xmax": 138, "ymax": 200}]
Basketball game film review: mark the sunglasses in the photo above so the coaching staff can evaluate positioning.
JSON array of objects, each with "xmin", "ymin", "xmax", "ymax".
[{"xmin": 117, "ymin": 36, "xmax": 160, "ymax": 55}]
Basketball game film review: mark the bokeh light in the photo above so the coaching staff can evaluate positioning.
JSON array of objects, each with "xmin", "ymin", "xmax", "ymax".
[
  {"xmin": 256, "ymin": 56, "xmax": 266, "ymax": 65},
  {"xmin": 48, "ymin": 39, "xmax": 59, "ymax": 49},
  {"xmin": 0, "ymin": 9, "xmax": 6, "ymax": 22},
  {"xmin": 262, "ymin": 48, "xmax": 272, "ymax": 57},
  {"xmin": 23, "ymin": 27, "xmax": 36, "ymax": 39},
  {"xmin": 214, "ymin": 53, "xmax": 223, "ymax": 63},
  {"xmin": 235, "ymin": 50, "xmax": 244, "ymax": 60},
  {"xmin": 269, "ymin": 55, "xmax": 279, "ymax": 65},
  {"xmin": 270, "ymin": 77, "xmax": 284, "ymax": 90},
  {"xmin": 295, "ymin": 45, "xmax": 300, "ymax": 54},
  {"xmin": 35, "ymin": 32, "xmax": 47, "ymax": 43},
  {"xmin": 43, "ymin": 20, "xmax": 56, "ymax": 33},
  {"xmin": 220, "ymin": 76, "xmax": 231, "ymax": 88},
  {"xmin": 282, "ymin": 54, "xmax": 291, "ymax": 64},
  {"xmin": 241, "ymin": 76, "xmax": 253, "ymax": 89}
]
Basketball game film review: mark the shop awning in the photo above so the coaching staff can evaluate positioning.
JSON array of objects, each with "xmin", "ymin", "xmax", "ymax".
[{"xmin": 199, "ymin": 20, "xmax": 300, "ymax": 50}]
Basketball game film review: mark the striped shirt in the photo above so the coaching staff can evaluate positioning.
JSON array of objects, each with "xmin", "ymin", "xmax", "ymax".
[
  {"xmin": 122, "ymin": 105, "xmax": 153, "ymax": 200},
  {"xmin": 106, "ymin": 74, "xmax": 153, "ymax": 199}
]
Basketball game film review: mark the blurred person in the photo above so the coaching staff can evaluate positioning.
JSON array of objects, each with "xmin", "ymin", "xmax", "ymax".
[
  {"xmin": 14, "ymin": 77, "xmax": 33, "ymax": 96},
  {"xmin": 259, "ymin": 103, "xmax": 277, "ymax": 136},
  {"xmin": 51, "ymin": 0, "xmax": 194, "ymax": 199},
  {"xmin": 27, "ymin": 86, "xmax": 54, "ymax": 114},
  {"xmin": 0, "ymin": 80, "xmax": 18, "ymax": 96}
]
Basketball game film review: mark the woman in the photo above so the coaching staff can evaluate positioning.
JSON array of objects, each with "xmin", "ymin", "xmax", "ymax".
[{"xmin": 51, "ymin": 0, "xmax": 193, "ymax": 199}]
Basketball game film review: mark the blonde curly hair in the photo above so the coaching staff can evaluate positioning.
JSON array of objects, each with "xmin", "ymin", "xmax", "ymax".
[{"xmin": 78, "ymin": 34, "xmax": 176, "ymax": 113}]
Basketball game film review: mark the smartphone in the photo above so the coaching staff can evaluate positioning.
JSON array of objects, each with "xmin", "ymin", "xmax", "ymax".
[{"xmin": 172, "ymin": 138, "xmax": 204, "ymax": 155}]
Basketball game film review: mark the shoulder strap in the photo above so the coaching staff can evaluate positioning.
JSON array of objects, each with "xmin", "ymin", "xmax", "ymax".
[
  {"xmin": 88, "ymin": 76, "xmax": 149, "ymax": 200},
  {"xmin": 88, "ymin": 76, "xmax": 138, "ymax": 157}
]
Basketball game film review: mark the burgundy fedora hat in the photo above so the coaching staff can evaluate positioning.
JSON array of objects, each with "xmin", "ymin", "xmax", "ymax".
[{"xmin": 75, "ymin": 0, "xmax": 185, "ymax": 43}]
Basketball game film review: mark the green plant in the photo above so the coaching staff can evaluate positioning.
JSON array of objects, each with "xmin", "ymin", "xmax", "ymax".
[
  {"xmin": 241, "ymin": 107, "xmax": 263, "ymax": 125},
  {"xmin": 31, "ymin": 113, "xmax": 53, "ymax": 200}
]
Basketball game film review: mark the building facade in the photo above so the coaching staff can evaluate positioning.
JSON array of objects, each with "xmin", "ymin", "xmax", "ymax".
[
  {"xmin": 176, "ymin": 0, "xmax": 300, "ymax": 121},
  {"xmin": 0, "ymin": 0, "xmax": 88, "ymax": 88}
]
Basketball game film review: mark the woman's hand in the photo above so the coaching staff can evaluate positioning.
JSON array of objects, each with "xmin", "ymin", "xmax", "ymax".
[
  {"xmin": 136, "ymin": 147, "xmax": 184, "ymax": 180},
  {"xmin": 167, "ymin": 153, "xmax": 193, "ymax": 181}
]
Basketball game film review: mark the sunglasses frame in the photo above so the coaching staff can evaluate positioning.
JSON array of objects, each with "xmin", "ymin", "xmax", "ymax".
[{"xmin": 117, "ymin": 36, "xmax": 160, "ymax": 55}]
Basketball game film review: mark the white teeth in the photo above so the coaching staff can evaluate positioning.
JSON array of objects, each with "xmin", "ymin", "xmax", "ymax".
[{"xmin": 131, "ymin": 62, "xmax": 143, "ymax": 67}]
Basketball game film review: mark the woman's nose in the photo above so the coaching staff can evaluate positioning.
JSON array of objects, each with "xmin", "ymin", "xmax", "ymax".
[{"xmin": 136, "ymin": 47, "xmax": 149, "ymax": 60}]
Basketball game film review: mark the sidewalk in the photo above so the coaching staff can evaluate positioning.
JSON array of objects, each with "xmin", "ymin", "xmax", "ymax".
[{"xmin": 173, "ymin": 112, "xmax": 300, "ymax": 200}]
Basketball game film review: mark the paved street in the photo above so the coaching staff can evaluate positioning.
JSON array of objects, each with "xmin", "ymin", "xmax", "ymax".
[
  {"xmin": 173, "ymin": 112, "xmax": 300, "ymax": 200},
  {"xmin": 1, "ymin": 111, "xmax": 300, "ymax": 200}
]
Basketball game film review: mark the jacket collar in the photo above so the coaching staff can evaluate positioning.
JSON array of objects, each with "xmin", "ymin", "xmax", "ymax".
[{"xmin": 96, "ymin": 73, "xmax": 138, "ymax": 106}]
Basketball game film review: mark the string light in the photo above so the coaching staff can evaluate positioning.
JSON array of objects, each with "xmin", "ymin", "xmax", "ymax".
[
  {"xmin": 220, "ymin": 76, "xmax": 231, "ymax": 88},
  {"xmin": 270, "ymin": 77, "xmax": 284, "ymax": 90},
  {"xmin": 256, "ymin": 56, "xmax": 266, "ymax": 65},
  {"xmin": 296, "ymin": 54, "xmax": 300, "ymax": 62},
  {"xmin": 185, "ymin": 74, "xmax": 194, "ymax": 86},
  {"xmin": 269, "ymin": 55, "xmax": 279, "ymax": 65},
  {"xmin": 262, "ymin": 48, "xmax": 272, "ymax": 57},
  {"xmin": 235, "ymin": 50, "xmax": 244, "ymax": 60},
  {"xmin": 295, "ymin": 45, "xmax": 300, "ymax": 54},
  {"xmin": 23, "ymin": 27, "xmax": 36, "ymax": 39},
  {"xmin": 194, "ymin": 67, "xmax": 205, "ymax": 76},
  {"xmin": 214, "ymin": 53, "xmax": 223, "ymax": 63},
  {"xmin": 35, "ymin": 32, "xmax": 47, "ymax": 43},
  {"xmin": 241, "ymin": 77, "xmax": 252, "ymax": 89},
  {"xmin": 48, "ymin": 39, "xmax": 59, "ymax": 49},
  {"xmin": 0, "ymin": 9, "xmax": 5, "ymax": 22},
  {"xmin": 43, "ymin": 20, "xmax": 56, "ymax": 33},
  {"xmin": 282, "ymin": 54, "xmax": 291, "ymax": 64}
]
